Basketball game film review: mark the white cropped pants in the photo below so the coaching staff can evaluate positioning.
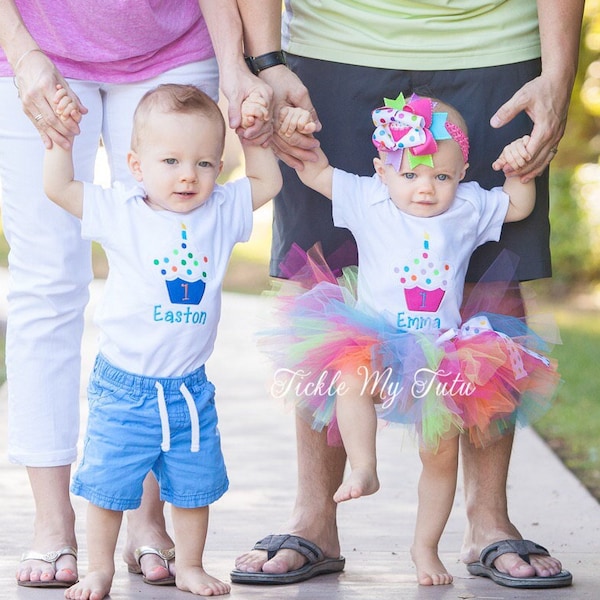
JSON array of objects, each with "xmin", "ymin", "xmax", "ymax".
[{"xmin": 0, "ymin": 60, "xmax": 218, "ymax": 466}]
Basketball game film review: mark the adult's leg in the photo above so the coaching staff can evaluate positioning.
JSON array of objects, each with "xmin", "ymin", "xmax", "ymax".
[
  {"xmin": 234, "ymin": 414, "xmax": 345, "ymax": 574},
  {"xmin": 100, "ymin": 61, "xmax": 220, "ymax": 581},
  {"xmin": 1, "ymin": 78, "xmax": 102, "ymax": 584},
  {"xmin": 236, "ymin": 56, "xmax": 412, "ymax": 577}
]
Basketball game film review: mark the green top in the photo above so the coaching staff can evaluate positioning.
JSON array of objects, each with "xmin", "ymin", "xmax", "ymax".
[{"xmin": 282, "ymin": 0, "xmax": 540, "ymax": 70}]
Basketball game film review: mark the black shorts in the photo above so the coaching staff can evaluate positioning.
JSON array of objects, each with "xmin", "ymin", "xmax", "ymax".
[{"xmin": 271, "ymin": 55, "xmax": 551, "ymax": 282}]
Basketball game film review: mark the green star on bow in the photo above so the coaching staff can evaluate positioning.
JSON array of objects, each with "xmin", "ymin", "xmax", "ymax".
[{"xmin": 384, "ymin": 93, "xmax": 407, "ymax": 110}]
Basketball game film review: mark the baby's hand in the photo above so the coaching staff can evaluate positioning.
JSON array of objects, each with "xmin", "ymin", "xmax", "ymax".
[
  {"xmin": 278, "ymin": 106, "xmax": 317, "ymax": 138},
  {"xmin": 492, "ymin": 135, "xmax": 532, "ymax": 173},
  {"xmin": 240, "ymin": 91, "xmax": 270, "ymax": 130},
  {"xmin": 53, "ymin": 84, "xmax": 82, "ymax": 124}
]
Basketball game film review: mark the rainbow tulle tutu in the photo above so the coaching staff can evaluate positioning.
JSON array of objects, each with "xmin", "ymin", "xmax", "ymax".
[{"xmin": 261, "ymin": 244, "xmax": 561, "ymax": 449}]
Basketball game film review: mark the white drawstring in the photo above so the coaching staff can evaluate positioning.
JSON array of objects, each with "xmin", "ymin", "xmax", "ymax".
[
  {"xmin": 155, "ymin": 381, "xmax": 171, "ymax": 452},
  {"xmin": 154, "ymin": 381, "xmax": 200, "ymax": 453},
  {"xmin": 180, "ymin": 383, "xmax": 200, "ymax": 452}
]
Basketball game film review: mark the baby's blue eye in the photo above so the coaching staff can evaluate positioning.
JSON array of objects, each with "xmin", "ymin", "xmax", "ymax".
[
  {"xmin": 436, "ymin": 174, "xmax": 449, "ymax": 181},
  {"xmin": 403, "ymin": 172, "xmax": 416, "ymax": 180},
  {"xmin": 198, "ymin": 161, "xmax": 212, "ymax": 168},
  {"xmin": 164, "ymin": 158, "xmax": 177, "ymax": 165}
]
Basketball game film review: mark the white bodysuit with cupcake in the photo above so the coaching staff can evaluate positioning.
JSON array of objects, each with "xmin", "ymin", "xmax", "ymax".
[
  {"xmin": 332, "ymin": 169, "xmax": 509, "ymax": 331},
  {"xmin": 81, "ymin": 178, "xmax": 252, "ymax": 378}
]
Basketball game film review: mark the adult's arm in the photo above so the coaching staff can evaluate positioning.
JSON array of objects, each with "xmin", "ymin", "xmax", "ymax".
[
  {"xmin": 0, "ymin": 0, "xmax": 85, "ymax": 148},
  {"xmin": 236, "ymin": 0, "xmax": 321, "ymax": 168},
  {"xmin": 491, "ymin": 0, "xmax": 585, "ymax": 181},
  {"xmin": 198, "ymin": 0, "xmax": 273, "ymax": 142}
]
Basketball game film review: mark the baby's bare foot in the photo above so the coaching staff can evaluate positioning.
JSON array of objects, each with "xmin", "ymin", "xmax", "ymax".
[
  {"xmin": 176, "ymin": 566, "xmax": 230, "ymax": 596},
  {"xmin": 411, "ymin": 544, "xmax": 453, "ymax": 586},
  {"xmin": 333, "ymin": 467, "xmax": 379, "ymax": 503},
  {"xmin": 64, "ymin": 570, "xmax": 113, "ymax": 600}
]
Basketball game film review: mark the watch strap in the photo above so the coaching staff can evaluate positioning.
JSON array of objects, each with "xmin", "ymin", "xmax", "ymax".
[{"xmin": 245, "ymin": 51, "xmax": 287, "ymax": 75}]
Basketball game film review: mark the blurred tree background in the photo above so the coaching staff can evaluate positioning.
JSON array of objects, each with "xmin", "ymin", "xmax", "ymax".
[{"xmin": 550, "ymin": 1, "xmax": 600, "ymax": 290}]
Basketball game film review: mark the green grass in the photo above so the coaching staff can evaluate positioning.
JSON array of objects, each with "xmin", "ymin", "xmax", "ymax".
[{"xmin": 533, "ymin": 304, "xmax": 600, "ymax": 499}]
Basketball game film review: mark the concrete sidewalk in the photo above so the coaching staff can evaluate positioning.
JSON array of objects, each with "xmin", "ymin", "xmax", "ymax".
[{"xmin": 1, "ymin": 270, "xmax": 599, "ymax": 599}]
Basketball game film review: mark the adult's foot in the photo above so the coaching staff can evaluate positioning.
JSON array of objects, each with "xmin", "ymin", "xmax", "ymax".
[
  {"xmin": 17, "ymin": 546, "xmax": 78, "ymax": 587},
  {"xmin": 122, "ymin": 474, "xmax": 175, "ymax": 583},
  {"xmin": 123, "ymin": 537, "xmax": 175, "ymax": 583},
  {"xmin": 17, "ymin": 467, "xmax": 78, "ymax": 586},
  {"xmin": 16, "ymin": 515, "xmax": 78, "ymax": 585},
  {"xmin": 461, "ymin": 525, "xmax": 564, "ymax": 579},
  {"xmin": 234, "ymin": 524, "xmax": 341, "ymax": 575}
]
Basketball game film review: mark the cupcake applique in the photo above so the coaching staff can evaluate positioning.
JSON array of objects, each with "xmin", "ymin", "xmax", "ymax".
[
  {"xmin": 396, "ymin": 234, "xmax": 450, "ymax": 313},
  {"xmin": 154, "ymin": 223, "xmax": 208, "ymax": 305}
]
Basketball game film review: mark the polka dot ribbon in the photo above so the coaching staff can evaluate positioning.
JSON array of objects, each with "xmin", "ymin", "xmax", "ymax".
[{"xmin": 371, "ymin": 93, "xmax": 469, "ymax": 171}]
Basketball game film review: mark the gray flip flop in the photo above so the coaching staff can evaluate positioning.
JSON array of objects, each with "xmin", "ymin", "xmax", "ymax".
[
  {"xmin": 230, "ymin": 534, "xmax": 345, "ymax": 585},
  {"xmin": 467, "ymin": 539, "xmax": 573, "ymax": 588}
]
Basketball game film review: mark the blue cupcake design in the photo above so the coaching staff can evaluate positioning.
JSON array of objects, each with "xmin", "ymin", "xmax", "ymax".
[{"xmin": 154, "ymin": 224, "xmax": 207, "ymax": 305}]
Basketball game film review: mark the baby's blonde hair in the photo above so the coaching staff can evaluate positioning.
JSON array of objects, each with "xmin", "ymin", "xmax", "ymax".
[{"xmin": 131, "ymin": 84, "xmax": 226, "ymax": 153}]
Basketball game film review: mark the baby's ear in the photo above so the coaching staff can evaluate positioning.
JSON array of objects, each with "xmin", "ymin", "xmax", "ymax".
[
  {"xmin": 459, "ymin": 161, "xmax": 469, "ymax": 181},
  {"xmin": 373, "ymin": 156, "xmax": 387, "ymax": 182},
  {"xmin": 127, "ymin": 151, "xmax": 143, "ymax": 182}
]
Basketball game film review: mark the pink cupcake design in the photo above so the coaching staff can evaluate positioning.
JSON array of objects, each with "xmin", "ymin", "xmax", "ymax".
[{"xmin": 396, "ymin": 234, "xmax": 450, "ymax": 312}]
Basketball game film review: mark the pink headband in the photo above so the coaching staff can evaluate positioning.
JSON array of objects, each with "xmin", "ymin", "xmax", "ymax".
[{"xmin": 371, "ymin": 93, "xmax": 470, "ymax": 171}]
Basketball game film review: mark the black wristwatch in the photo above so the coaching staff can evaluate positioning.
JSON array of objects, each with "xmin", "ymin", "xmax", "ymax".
[{"xmin": 245, "ymin": 50, "xmax": 287, "ymax": 75}]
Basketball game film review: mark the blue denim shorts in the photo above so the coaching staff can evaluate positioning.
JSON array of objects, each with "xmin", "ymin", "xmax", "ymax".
[{"xmin": 71, "ymin": 354, "xmax": 228, "ymax": 510}]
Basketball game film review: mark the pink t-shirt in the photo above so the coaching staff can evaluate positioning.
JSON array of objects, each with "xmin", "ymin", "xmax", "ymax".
[{"xmin": 0, "ymin": 0, "xmax": 214, "ymax": 82}]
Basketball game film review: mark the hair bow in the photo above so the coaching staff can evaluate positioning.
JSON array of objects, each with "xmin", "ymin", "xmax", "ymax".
[{"xmin": 371, "ymin": 93, "xmax": 454, "ymax": 170}]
